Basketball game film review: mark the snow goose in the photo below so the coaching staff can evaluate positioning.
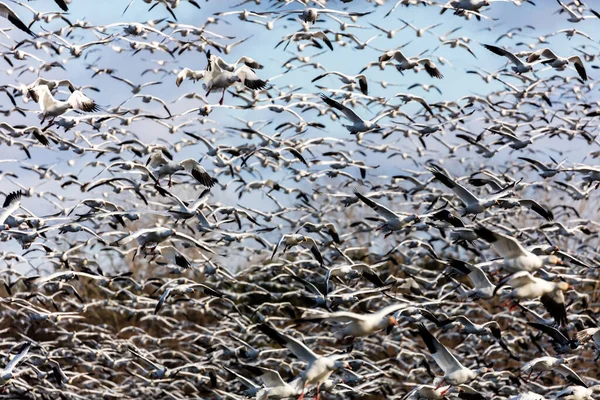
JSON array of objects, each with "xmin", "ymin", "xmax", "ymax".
[
  {"xmin": 556, "ymin": 0, "xmax": 598, "ymax": 22},
  {"xmin": 320, "ymin": 94, "xmax": 392, "ymax": 135},
  {"xmin": 153, "ymin": 280, "xmax": 223, "ymax": 314},
  {"xmin": 311, "ymin": 71, "xmax": 368, "ymax": 95},
  {"xmin": 445, "ymin": 259, "xmax": 495, "ymax": 299},
  {"xmin": 483, "ymin": 44, "xmax": 535, "ymax": 74},
  {"xmin": 0, "ymin": 190, "xmax": 22, "ymax": 228},
  {"xmin": 474, "ymin": 225, "xmax": 562, "ymax": 272},
  {"xmin": 258, "ymin": 323, "xmax": 351, "ymax": 400},
  {"xmin": 175, "ymin": 68, "xmax": 205, "ymax": 87},
  {"xmin": 224, "ymin": 365, "xmax": 303, "ymax": 400},
  {"xmin": 0, "ymin": 342, "xmax": 30, "ymax": 385},
  {"xmin": 526, "ymin": 48, "xmax": 587, "ymax": 81},
  {"xmin": 378, "ymin": 49, "xmax": 443, "ymax": 79},
  {"xmin": 417, "ymin": 323, "xmax": 490, "ymax": 394},
  {"xmin": 493, "ymin": 271, "xmax": 570, "ymax": 326},
  {"xmin": 441, "ymin": 315, "xmax": 502, "ymax": 340},
  {"xmin": 0, "ymin": 2, "xmax": 35, "ymax": 36},
  {"xmin": 555, "ymin": 385, "xmax": 600, "ymax": 400},
  {"xmin": 298, "ymin": 304, "xmax": 409, "ymax": 338},
  {"xmin": 29, "ymin": 84, "xmax": 100, "ymax": 124},
  {"xmin": 352, "ymin": 189, "xmax": 419, "ymax": 235},
  {"xmin": 204, "ymin": 50, "xmax": 267, "ymax": 105},
  {"xmin": 527, "ymin": 322, "xmax": 579, "ymax": 352},
  {"xmin": 521, "ymin": 356, "xmax": 586, "ymax": 387},
  {"xmin": 271, "ymin": 233, "xmax": 323, "ymax": 265},
  {"xmin": 429, "ymin": 165, "xmax": 516, "ymax": 215}
]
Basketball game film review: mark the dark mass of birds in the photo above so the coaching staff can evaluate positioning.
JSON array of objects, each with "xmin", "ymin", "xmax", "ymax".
[{"xmin": 0, "ymin": 0, "xmax": 600, "ymax": 399}]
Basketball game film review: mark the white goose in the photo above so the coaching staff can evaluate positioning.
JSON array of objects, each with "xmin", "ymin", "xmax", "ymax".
[
  {"xmin": 258, "ymin": 324, "xmax": 351, "ymax": 400},
  {"xmin": 417, "ymin": 324, "xmax": 490, "ymax": 394},
  {"xmin": 320, "ymin": 94, "xmax": 392, "ymax": 135},
  {"xmin": 474, "ymin": 225, "xmax": 562, "ymax": 272},
  {"xmin": 526, "ymin": 48, "xmax": 587, "ymax": 81},
  {"xmin": 204, "ymin": 50, "xmax": 267, "ymax": 105},
  {"xmin": 29, "ymin": 84, "xmax": 99, "ymax": 124},
  {"xmin": 493, "ymin": 271, "xmax": 570, "ymax": 326},
  {"xmin": 0, "ymin": 342, "xmax": 31, "ymax": 385},
  {"xmin": 378, "ymin": 49, "xmax": 444, "ymax": 79}
]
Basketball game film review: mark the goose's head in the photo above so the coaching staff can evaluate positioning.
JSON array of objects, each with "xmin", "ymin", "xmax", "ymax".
[
  {"xmin": 544, "ymin": 254, "xmax": 563, "ymax": 266},
  {"xmin": 386, "ymin": 315, "xmax": 399, "ymax": 335}
]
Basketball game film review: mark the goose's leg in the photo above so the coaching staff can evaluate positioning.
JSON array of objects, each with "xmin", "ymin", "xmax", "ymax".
[
  {"xmin": 440, "ymin": 385, "xmax": 452, "ymax": 396},
  {"xmin": 315, "ymin": 384, "xmax": 320, "ymax": 400},
  {"xmin": 434, "ymin": 379, "xmax": 446, "ymax": 390},
  {"xmin": 297, "ymin": 383, "xmax": 306, "ymax": 400},
  {"xmin": 219, "ymin": 89, "xmax": 225, "ymax": 105}
]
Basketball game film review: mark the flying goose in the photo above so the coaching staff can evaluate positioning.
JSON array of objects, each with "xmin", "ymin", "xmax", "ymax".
[
  {"xmin": 28, "ymin": 85, "xmax": 100, "ymax": 124},
  {"xmin": 429, "ymin": 165, "xmax": 517, "ymax": 215},
  {"xmin": 417, "ymin": 324, "xmax": 490, "ymax": 394},
  {"xmin": 352, "ymin": 189, "xmax": 420, "ymax": 235},
  {"xmin": 204, "ymin": 50, "xmax": 267, "ymax": 105},
  {"xmin": 483, "ymin": 44, "xmax": 536, "ymax": 74},
  {"xmin": 493, "ymin": 271, "xmax": 570, "ymax": 326},
  {"xmin": 378, "ymin": 49, "xmax": 444, "ymax": 79},
  {"xmin": 258, "ymin": 323, "xmax": 351, "ymax": 400},
  {"xmin": 521, "ymin": 356, "xmax": 586, "ymax": 387},
  {"xmin": 0, "ymin": 342, "xmax": 31, "ymax": 385},
  {"xmin": 311, "ymin": 71, "xmax": 368, "ymax": 95},
  {"xmin": 320, "ymin": 94, "xmax": 392, "ymax": 135},
  {"xmin": 526, "ymin": 48, "xmax": 587, "ymax": 81},
  {"xmin": 474, "ymin": 225, "xmax": 563, "ymax": 272}
]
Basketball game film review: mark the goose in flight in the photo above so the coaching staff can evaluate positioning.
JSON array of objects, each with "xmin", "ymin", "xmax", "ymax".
[
  {"xmin": 556, "ymin": 0, "xmax": 599, "ymax": 22},
  {"xmin": 526, "ymin": 48, "xmax": 587, "ymax": 81},
  {"xmin": 0, "ymin": 3, "xmax": 35, "ymax": 36},
  {"xmin": 483, "ymin": 44, "xmax": 535, "ymax": 74},
  {"xmin": 378, "ymin": 49, "xmax": 443, "ymax": 79},
  {"xmin": 271, "ymin": 233, "xmax": 323, "ymax": 265},
  {"xmin": 0, "ymin": 342, "xmax": 31, "ymax": 385},
  {"xmin": 204, "ymin": 50, "xmax": 267, "ymax": 105},
  {"xmin": 320, "ymin": 94, "xmax": 392, "ymax": 135},
  {"xmin": 28, "ymin": 85, "xmax": 100, "ymax": 124},
  {"xmin": 353, "ymin": 189, "xmax": 419, "ymax": 235},
  {"xmin": 298, "ymin": 304, "xmax": 412, "ymax": 338},
  {"xmin": 311, "ymin": 71, "xmax": 368, "ymax": 95},
  {"xmin": 521, "ymin": 356, "xmax": 586, "ymax": 387},
  {"xmin": 258, "ymin": 323, "xmax": 351, "ymax": 400},
  {"xmin": 417, "ymin": 324, "xmax": 490, "ymax": 395},
  {"xmin": 493, "ymin": 271, "xmax": 570, "ymax": 326},
  {"xmin": 473, "ymin": 225, "xmax": 563, "ymax": 272},
  {"xmin": 445, "ymin": 259, "xmax": 495, "ymax": 299},
  {"xmin": 175, "ymin": 68, "xmax": 205, "ymax": 87},
  {"xmin": 428, "ymin": 165, "xmax": 516, "ymax": 215}
]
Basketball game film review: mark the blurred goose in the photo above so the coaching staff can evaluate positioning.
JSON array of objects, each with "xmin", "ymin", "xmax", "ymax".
[
  {"xmin": 526, "ymin": 48, "xmax": 587, "ymax": 81},
  {"xmin": 378, "ymin": 49, "xmax": 443, "ymax": 79},
  {"xmin": 417, "ymin": 324, "xmax": 490, "ymax": 394},
  {"xmin": 258, "ymin": 324, "xmax": 351, "ymax": 400},
  {"xmin": 493, "ymin": 271, "xmax": 570, "ymax": 326},
  {"xmin": 474, "ymin": 225, "xmax": 563, "ymax": 272},
  {"xmin": 320, "ymin": 94, "xmax": 392, "ymax": 135},
  {"xmin": 0, "ymin": 191, "xmax": 22, "ymax": 227},
  {"xmin": 521, "ymin": 356, "xmax": 586, "ymax": 387},
  {"xmin": 29, "ymin": 85, "xmax": 100, "ymax": 124},
  {"xmin": 0, "ymin": 342, "xmax": 31, "ymax": 385}
]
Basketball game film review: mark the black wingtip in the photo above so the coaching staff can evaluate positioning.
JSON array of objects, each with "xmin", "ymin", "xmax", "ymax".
[
  {"xmin": 417, "ymin": 323, "xmax": 438, "ymax": 354},
  {"xmin": 3, "ymin": 190, "xmax": 22, "ymax": 208}
]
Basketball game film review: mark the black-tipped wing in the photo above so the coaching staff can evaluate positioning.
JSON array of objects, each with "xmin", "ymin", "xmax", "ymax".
[{"xmin": 3, "ymin": 190, "xmax": 22, "ymax": 208}]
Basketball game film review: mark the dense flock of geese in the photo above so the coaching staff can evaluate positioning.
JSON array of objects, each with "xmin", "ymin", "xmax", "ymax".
[{"xmin": 0, "ymin": 0, "xmax": 599, "ymax": 399}]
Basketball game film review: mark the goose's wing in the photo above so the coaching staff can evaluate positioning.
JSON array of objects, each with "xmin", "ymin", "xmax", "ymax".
[
  {"xmin": 300, "ymin": 310, "xmax": 365, "ymax": 323},
  {"xmin": 540, "ymin": 290, "xmax": 568, "ymax": 327},
  {"xmin": 483, "ymin": 44, "xmax": 524, "ymax": 67},
  {"xmin": 68, "ymin": 91, "xmax": 100, "ymax": 112},
  {"xmin": 569, "ymin": 56, "xmax": 587, "ymax": 81},
  {"xmin": 257, "ymin": 367, "xmax": 287, "ymax": 388},
  {"xmin": 54, "ymin": 0, "xmax": 69, "ymax": 11},
  {"xmin": 3, "ymin": 342, "xmax": 30, "ymax": 373},
  {"xmin": 0, "ymin": 3, "xmax": 35, "ymax": 36},
  {"xmin": 353, "ymin": 189, "xmax": 398, "ymax": 220},
  {"xmin": 527, "ymin": 322, "xmax": 569, "ymax": 345},
  {"xmin": 236, "ymin": 66, "xmax": 267, "ymax": 90},
  {"xmin": 430, "ymin": 167, "xmax": 479, "ymax": 206},
  {"xmin": 258, "ymin": 324, "xmax": 319, "ymax": 363},
  {"xmin": 556, "ymin": 364, "xmax": 587, "ymax": 387},
  {"xmin": 0, "ymin": 190, "xmax": 22, "ymax": 225},
  {"xmin": 474, "ymin": 226, "xmax": 528, "ymax": 257},
  {"xmin": 320, "ymin": 93, "xmax": 363, "ymax": 124},
  {"xmin": 417, "ymin": 324, "xmax": 462, "ymax": 374},
  {"xmin": 494, "ymin": 271, "xmax": 536, "ymax": 295}
]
